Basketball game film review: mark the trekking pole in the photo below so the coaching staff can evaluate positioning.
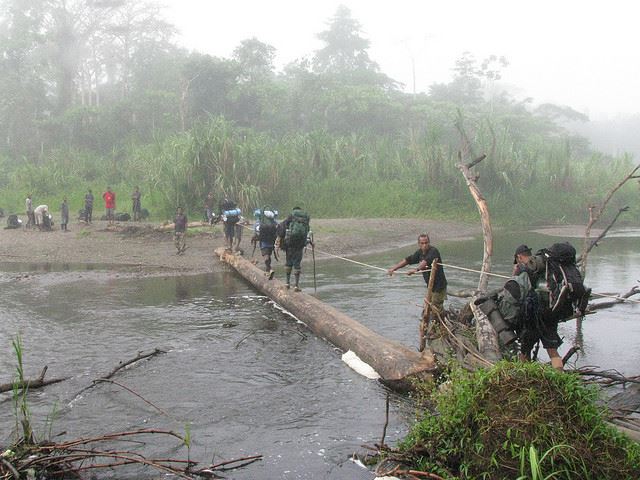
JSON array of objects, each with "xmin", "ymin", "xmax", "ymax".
[{"xmin": 311, "ymin": 233, "xmax": 317, "ymax": 293}]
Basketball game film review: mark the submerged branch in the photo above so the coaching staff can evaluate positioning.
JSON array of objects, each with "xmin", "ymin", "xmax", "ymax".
[{"xmin": 0, "ymin": 365, "xmax": 69, "ymax": 394}]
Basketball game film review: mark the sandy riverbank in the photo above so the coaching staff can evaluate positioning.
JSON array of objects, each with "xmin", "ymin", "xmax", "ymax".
[{"xmin": 0, "ymin": 218, "xmax": 481, "ymax": 276}]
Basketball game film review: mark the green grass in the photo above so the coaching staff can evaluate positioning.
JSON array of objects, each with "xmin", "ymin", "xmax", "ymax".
[{"xmin": 399, "ymin": 361, "xmax": 640, "ymax": 479}]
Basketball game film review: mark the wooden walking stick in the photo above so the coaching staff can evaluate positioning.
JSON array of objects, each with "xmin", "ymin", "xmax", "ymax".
[
  {"xmin": 310, "ymin": 232, "xmax": 317, "ymax": 293},
  {"xmin": 419, "ymin": 260, "xmax": 438, "ymax": 352}
]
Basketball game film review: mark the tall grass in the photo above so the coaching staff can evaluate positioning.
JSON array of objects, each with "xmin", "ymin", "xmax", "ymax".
[{"xmin": 0, "ymin": 117, "xmax": 637, "ymax": 225}]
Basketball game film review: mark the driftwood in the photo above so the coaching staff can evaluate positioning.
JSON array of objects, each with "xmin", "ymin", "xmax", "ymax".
[
  {"xmin": 0, "ymin": 366, "xmax": 68, "ymax": 394},
  {"xmin": 589, "ymin": 284, "xmax": 640, "ymax": 310},
  {"xmin": 469, "ymin": 299, "xmax": 501, "ymax": 363},
  {"xmin": 215, "ymin": 248, "xmax": 437, "ymax": 390},
  {"xmin": 71, "ymin": 348, "xmax": 166, "ymax": 401}
]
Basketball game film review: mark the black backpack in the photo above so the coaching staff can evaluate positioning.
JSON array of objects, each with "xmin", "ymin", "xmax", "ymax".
[
  {"xmin": 537, "ymin": 242, "xmax": 590, "ymax": 320},
  {"xmin": 257, "ymin": 207, "xmax": 278, "ymax": 244},
  {"xmin": 6, "ymin": 214, "xmax": 21, "ymax": 229}
]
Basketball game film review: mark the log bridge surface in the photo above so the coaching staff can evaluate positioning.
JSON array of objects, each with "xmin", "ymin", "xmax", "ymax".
[{"xmin": 215, "ymin": 248, "xmax": 437, "ymax": 389}]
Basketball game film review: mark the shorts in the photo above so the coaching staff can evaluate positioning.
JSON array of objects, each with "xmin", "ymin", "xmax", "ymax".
[
  {"xmin": 520, "ymin": 317, "xmax": 562, "ymax": 353},
  {"xmin": 285, "ymin": 246, "xmax": 304, "ymax": 270}
]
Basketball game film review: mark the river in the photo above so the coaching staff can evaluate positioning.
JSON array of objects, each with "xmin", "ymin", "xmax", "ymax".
[{"xmin": 1, "ymin": 229, "xmax": 638, "ymax": 479}]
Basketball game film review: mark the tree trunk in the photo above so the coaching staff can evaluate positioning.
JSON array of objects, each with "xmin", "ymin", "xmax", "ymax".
[
  {"xmin": 457, "ymin": 154, "xmax": 493, "ymax": 293},
  {"xmin": 216, "ymin": 248, "xmax": 437, "ymax": 390}
]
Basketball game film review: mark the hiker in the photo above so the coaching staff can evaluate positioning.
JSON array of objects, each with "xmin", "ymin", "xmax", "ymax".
[
  {"xmin": 509, "ymin": 242, "xmax": 590, "ymax": 371},
  {"xmin": 131, "ymin": 186, "xmax": 142, "ymax": 221},
  {"xmin": 102, "ymin": 187, "xmax": 116, "ymax": 225},
  {"xmin": 220, "ymin": 196, "xmax": 241, "ymax": 251},
  {"xmin": 84, "ymin": 189, "xmax": 94, "ymax": 223},
  {"xmin": 277, "ymin": 207, "xmax": 311, "ymax": 291},
  {"xmin": 60, "ymin": 197, "xmax": 69, "ymax": 231},
  {"xmin": 387, "ymin": 233, "xmax": 448, "ymax": 314},
  {"xmin": 174, "ymin": 207, "xmax": 187, "ymax": 255},
  {"xmin": 33, "ymin": 204, "xmax": 49, "ymax": 230},
  {"xmin": 204, "ymin": 192, "xmax": 215, "ymax": 225},
  {"xmin": 253, "ymin": 207, "xmax": 279, "ymax": 279},
  {"xmin": 25, "ymin": 194, "xmax": 35, "ymax": 229}
]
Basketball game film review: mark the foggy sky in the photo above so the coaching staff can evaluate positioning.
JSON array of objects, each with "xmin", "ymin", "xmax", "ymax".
[{"xmin": 164, "ymin": 0, "xmax": 639, "ymax": 120}]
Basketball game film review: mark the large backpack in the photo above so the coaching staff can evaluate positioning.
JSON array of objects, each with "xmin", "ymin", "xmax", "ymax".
[
  {"xmin": 496, "ymin": 272, "xmax": 539, "ymax": 331},
  {"xmin": 537, "ymin": 242, "xmax": 590, "ymax": 320},
  {"xmin": 257, "ymin": 206, "xmax": 278, "ymax": 243},
  {"xmin": 288, "ymin": 209, "xmax": 310, "ymax": 247},
  {"xmin": 6, "ymin": 214, "xmax": 21, "ymax": 229},
  {"xmin": 222, "ymin": 200, "xmax": 240, "ymax": 224}
]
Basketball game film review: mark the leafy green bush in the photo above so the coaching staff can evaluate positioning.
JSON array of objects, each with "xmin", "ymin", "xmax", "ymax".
[{"xmin": 400, "ymin": 361, "xmax": 640, "ymax": 479}]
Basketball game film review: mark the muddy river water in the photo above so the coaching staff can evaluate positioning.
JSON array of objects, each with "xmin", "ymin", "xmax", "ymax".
[{"xmin": 1, "ymin": 229, "xmax": 638, "ymax": 479}]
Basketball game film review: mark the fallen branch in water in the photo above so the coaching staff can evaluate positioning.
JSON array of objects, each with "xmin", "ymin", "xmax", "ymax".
[
  {"xmin": 71, "ymin": 348, "xmax": 166, "ymax": 401},
  {"xmin": 1, "ymin": 428, "xmax": 263, "ymax": 479},
  {"xmin": 0, "ymin": 366, "xmax": 69, "ymax": 394},
  {"xmin": 589, "ymin": 284, "xmax": 640, "ymax": 310},
  {"xmin": 571, "ymin": 367, "xmax": 640, "ymax": 387}
]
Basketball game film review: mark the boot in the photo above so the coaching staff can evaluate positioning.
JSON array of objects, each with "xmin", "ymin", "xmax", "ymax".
[
  {"xmin": 294, "ymin": 270, "xmax": 301, "ymax": 292},
  {"xmin": 285, "ymin": 267, "xmax": 292, "ymax": 289}
]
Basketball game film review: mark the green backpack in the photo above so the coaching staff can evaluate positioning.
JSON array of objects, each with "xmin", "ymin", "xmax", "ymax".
[{"xmin": 288, "ymin": 209, "xmax": 310, "ymax": 246}]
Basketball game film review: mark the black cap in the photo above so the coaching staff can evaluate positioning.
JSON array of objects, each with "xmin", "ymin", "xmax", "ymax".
[{"xmin": 514, "ymin": 244, "xmax": 532, "ymax": 259}]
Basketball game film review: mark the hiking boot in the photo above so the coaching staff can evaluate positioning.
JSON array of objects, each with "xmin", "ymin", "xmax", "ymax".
[
  {"xmin": 285, "ymin": 283, "xmax": 290, "ymax": 290},
  {"xmin": 268, "ymin": 270, "xmax": 275, "ymax": 280},
  {"xmin": 294, "ymin": 286, "xmax": 301, "ymax": 292}
]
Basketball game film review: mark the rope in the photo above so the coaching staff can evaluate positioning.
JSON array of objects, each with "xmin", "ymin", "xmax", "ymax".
[
  {"xmin": 313, "ymin": 248, "xmax": 389, "ymax": 272},
  {"xmin": 235, "ymin": 222, "xmax": 640, "ymax": 305}
]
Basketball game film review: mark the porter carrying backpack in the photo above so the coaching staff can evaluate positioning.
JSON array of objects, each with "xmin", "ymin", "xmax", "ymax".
[
  {"xmin": 288, "ymin": 209, "xmax": 310, "ymax": 247},
  {"xmin": 221, "ymin": 199, "xmax": 240, "ymax": 224},
  {"xmin": 537, "ymin": 242, "xmax": 590, "ymax": 320},
  {"xmin": 257, "ymin": 206, "xmax": 278, "ymax": 244}
]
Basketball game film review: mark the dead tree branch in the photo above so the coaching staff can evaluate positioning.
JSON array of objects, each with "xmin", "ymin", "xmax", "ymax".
[
  {"xmin": 0, "ymin": 366, "xmax": 69, "ymax": 394},
  {"xmin": 580, "ymin": 162, "xmax": 640, "ymax": 277},
  {"xmin": 579, "ymin": 206, "xmax": 629, "ymax": 263}
]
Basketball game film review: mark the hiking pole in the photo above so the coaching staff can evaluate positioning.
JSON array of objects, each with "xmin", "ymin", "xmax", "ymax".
[
  {"xmin": 251, "ymin": 236, "xmax": 257, "ymax": 259},
  {"xmin": 310, "ymin": 232, "xmax": 317, "ymax": 293}
]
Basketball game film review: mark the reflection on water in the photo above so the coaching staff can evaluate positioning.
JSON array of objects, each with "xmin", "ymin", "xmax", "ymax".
[{"xmin": 0, "ymin": 228, "xmax": 638, "ymax": 478}]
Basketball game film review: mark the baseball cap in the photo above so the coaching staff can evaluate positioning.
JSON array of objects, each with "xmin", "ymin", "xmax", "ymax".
[{"xmin": 513, "ymin": 244, "xmax": 532, "ymax": 263}]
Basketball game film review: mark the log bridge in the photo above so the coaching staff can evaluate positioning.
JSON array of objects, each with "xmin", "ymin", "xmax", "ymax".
[{"xmin": 215, "ymin": 248, "xmax": 437, "ymax": 390}]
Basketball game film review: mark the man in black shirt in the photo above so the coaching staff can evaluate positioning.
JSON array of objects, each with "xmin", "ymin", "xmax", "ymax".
[{"xmin": 387, "ymin": 233, "xmax": 448, "ymax": 313}]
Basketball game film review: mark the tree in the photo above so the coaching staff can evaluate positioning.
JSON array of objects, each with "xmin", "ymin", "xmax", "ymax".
[
  {"xmin": 313, "ymin": 5, "xmax": 379, "ymax": 79},
  {"xmin": 430, "ymin": 52, "xmax": 509, "ymax": 106},
  {"xmin": 232, "ymin": 37, "xmax": 276, "ymax": 83}
]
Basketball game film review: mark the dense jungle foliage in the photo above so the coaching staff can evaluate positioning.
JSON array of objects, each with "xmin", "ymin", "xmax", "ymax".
[{"xmin": 0, "ymin": 1, "xmax": 637, "ymax": 223}]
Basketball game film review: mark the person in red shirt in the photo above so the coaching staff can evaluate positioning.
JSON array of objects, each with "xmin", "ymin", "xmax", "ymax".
[{"xmin": 103, "ymin": 187, "xmax": 116, "ymax": 225}]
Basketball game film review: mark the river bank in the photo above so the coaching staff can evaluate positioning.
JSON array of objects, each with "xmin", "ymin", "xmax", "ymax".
[
  {"xmin": 0, "ymin": 216, "xmax": 605, "ymax": 279},
  {"xmin": 0, "ymin": 218, "xmax": 482, "ymax": 275}
]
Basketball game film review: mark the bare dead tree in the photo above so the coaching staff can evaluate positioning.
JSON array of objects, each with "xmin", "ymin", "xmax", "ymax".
[{"xmin": 579, "ymin": 163, "xmax": 640, "ymax": 277}]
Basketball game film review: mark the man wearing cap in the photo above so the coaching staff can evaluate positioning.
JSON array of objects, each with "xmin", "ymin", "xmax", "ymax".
[
  {"xmin": 512, "ymin": 244, "xmax": 541, "ymax": 287},
  {"xmin": 510, "ymin": 244, "xmax": 564, "ymax": 371}
]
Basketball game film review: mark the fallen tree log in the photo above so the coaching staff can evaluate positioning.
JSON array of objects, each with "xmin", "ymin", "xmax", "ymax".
[
  {"xmin": 215, "ymin": 248, "xmax": 437, "ymax": 390},
  {"xmin": 155, "ymin": 221, "xmax": 210, "ymax": 232}
]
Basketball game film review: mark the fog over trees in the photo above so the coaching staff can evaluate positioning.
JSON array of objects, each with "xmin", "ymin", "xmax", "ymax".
[{"xmin": 0, "ymin": 1, "xmax": 637, "ymax": 222}]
